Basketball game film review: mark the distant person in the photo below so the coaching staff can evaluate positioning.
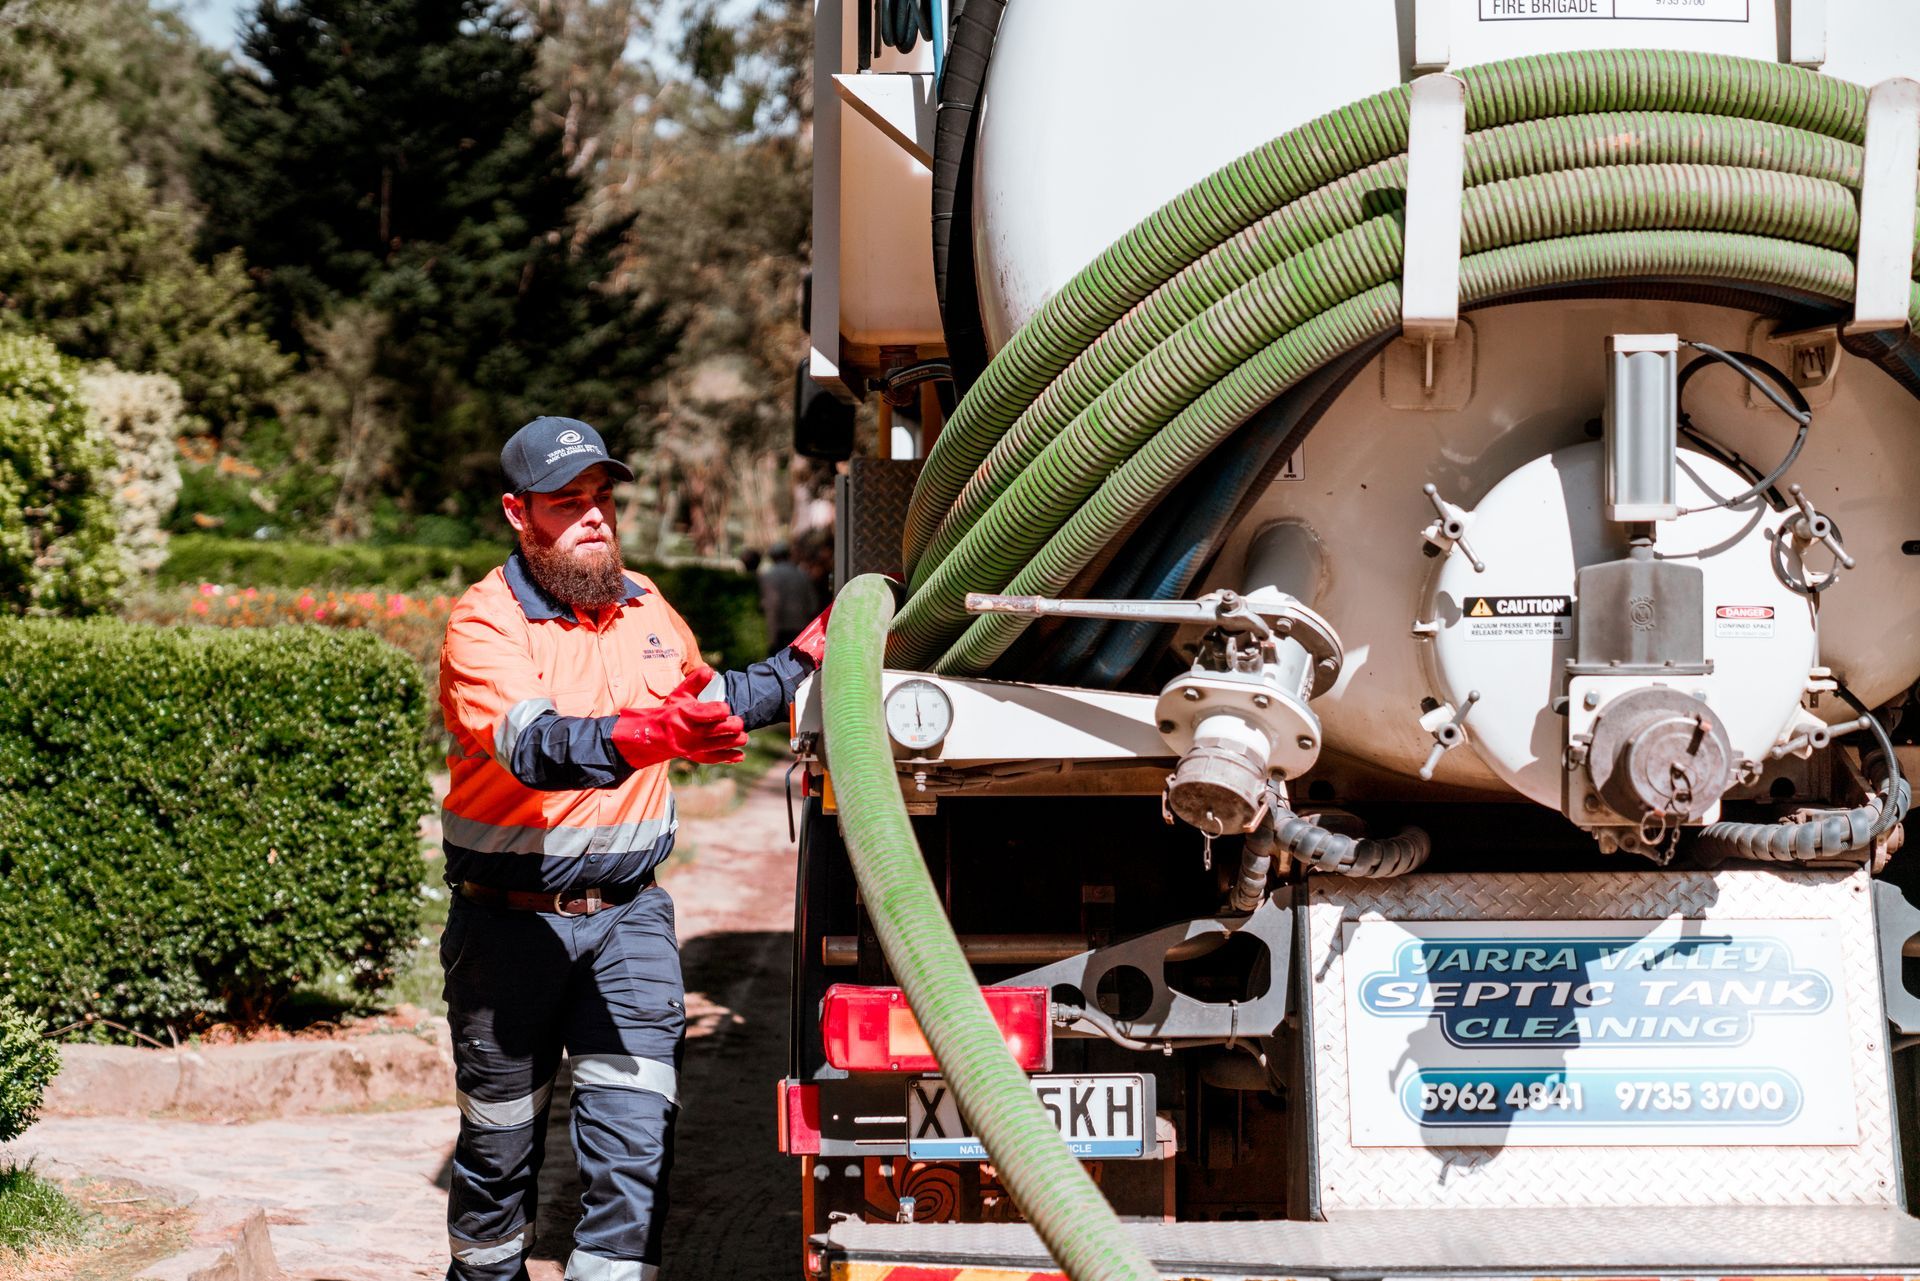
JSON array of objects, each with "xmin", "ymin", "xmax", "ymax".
[
  {"xmin": 739, "ymin": 547, "xmax": 763, "ymax": 576},
  {"xmin": 760, "ymin": 541, "xmax": 819, "ymax": 651},
  {"xmin": 435, "ymin": 417, "xmax": 828, "ymax": 1281}
]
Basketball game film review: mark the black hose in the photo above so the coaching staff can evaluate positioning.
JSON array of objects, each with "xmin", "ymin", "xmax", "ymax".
[
  {"xmin": 1228, "ymin": 817, "xmax": 1275, "ymax": 913},
  {"xmin": 1269, "ymin": 808, "xmax": 1431, "ymax": 879},
  {"xmin": 877, "ymin": 0, "xmax": 933, "ymax": 54},
  {"xmin": 1676, "ymin": 343, "xmax": 1813, "ymax": 515},
  {"xmin": 1690, "ymin": 690, "xmax": 1909, "ymax": 862},
  {"xmin": 929, "ymin": 0, "xmax": 1005, "ymax": 394}
]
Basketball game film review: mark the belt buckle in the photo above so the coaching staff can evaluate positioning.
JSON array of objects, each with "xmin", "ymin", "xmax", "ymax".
[{"xmin": 554, "ymin": 887, "xmax": 604, "ymax": 917}]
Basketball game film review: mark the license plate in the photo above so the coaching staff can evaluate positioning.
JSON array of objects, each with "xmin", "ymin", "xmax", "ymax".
[{"xmin": 906, "ymin": 1073, "xmax": 1154, "ymax": 1160}]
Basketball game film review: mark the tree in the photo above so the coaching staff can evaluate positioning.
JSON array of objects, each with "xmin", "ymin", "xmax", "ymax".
[
  {"xmin": 198, "ymin": 0, "xmax": 675, "ymax": 519},
  {"xmin": 0, "ymin": 0, "xmax": 290, "ymax": 434},
  {"xmin": 618, "ymin": 0, "xmax": 814, "ymax": 554}
]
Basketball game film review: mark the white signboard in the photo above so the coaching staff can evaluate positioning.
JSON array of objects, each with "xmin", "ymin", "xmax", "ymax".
[
  {"xmin": 1481, "ymin": 0, "xmax": 1749, "ymax": 20},
  {"xmin": 1341, "ymin": 917, "xmax": 1858, "ymax": 1146}
]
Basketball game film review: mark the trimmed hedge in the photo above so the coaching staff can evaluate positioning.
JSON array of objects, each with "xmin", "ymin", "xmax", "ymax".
[
  {"xmin": 161, "ymin": 536, "xmax": 770, "ymax": 673},
  {"xmin": 645, "ymin": 564, "xmax": 766, "ymax": 675},
  {"xmin": 0, "ymin": 997, "xmax": 56, "ymax": 1143},
  {"xmin": 0, "ymin": 619, "xmax": 432, "ymax": 1033},
  {"xmin": 159, "ymin": 534, "xmax": 508, "ymax": 593}
]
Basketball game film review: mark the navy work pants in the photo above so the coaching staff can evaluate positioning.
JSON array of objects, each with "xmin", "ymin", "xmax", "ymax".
[{"xmin": 441, "ymin": 884, "xmax": 684, "ymax": 1281}]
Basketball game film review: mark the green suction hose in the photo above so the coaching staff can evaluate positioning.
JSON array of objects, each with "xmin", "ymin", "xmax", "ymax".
[
  {"xmin": 900, "ymin": 50, "xmax": 1870, "ymax": 572},
  {"xmin": 892, "ymin": 51, "xmax": 1920, "ymax": 675},
  {"xmin": 819, "ymin": 574, "xmax": 1157, "ymax": 1281}
]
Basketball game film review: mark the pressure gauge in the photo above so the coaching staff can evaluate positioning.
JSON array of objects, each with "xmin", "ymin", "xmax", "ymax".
[{"xmin": 884, "ymin": 679, "xmax": 953, "ymax": 753}]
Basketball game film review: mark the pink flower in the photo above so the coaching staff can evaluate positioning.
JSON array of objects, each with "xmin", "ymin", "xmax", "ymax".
[
  {"xmin": 244, "ymin": 587, "xmax": 259, "ymax": 600},
  {"xmin": 199, "ymin": 582, "xmax": 216, "ymax": 596},
  {"xmin": 191, "ymin": 600, "xmax": 209, "ymax": 615},
  {"xmin": 297, "ymin": 593, "xmax": 316, "ymax": 612}
]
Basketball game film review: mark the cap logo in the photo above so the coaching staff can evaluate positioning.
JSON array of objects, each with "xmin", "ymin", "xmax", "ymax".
[{"xmin": 556, "ymin": 430, "xmax": 583, "ymax": 445}]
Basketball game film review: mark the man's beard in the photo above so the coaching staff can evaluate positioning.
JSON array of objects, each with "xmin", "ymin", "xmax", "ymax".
[{"xmin": 520, "ymin": 528, "xmax": 627, "ymax": 610}]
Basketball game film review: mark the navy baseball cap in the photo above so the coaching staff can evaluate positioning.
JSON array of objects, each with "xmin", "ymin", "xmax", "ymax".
[{"xmin": 501, "ymin": 417, "xmax": 635, "ymax": 493}]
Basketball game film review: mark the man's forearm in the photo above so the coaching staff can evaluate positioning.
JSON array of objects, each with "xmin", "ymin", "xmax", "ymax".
[{"xmin": 720, "ymin": 648, "xmax": 812, "ymax": 731}]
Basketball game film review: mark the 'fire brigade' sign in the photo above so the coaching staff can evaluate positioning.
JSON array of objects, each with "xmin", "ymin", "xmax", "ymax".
[{"xmin": 1340, "ymin": 917, "xmax": 1858, "ymax": 1146}]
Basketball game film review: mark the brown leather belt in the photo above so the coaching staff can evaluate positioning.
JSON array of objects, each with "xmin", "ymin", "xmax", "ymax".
[{"xmin": 460, "ymin": 879, "xmax": 648, "ymax": 917}]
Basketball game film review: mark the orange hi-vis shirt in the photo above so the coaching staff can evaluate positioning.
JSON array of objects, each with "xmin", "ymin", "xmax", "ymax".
[{"xmin": 437, "ymin": 551, "xmax": 807, "ymax": 892}]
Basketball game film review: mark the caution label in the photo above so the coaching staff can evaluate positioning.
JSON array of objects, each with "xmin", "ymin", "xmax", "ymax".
[
  {"xmin": 1715, "ymin": 604, "xmax": 1776, "ymax": 640},
  {"xmin": 1463, "ymin": 595, "xmax": 1572, "ymax": 641},
  {"xmin": 1481, "ymin": 0, "xmax": 1748, "ymax": 20}
]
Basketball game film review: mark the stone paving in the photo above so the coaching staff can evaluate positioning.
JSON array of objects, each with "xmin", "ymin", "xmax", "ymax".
[{"xmin": 7, "ymin": 766, "xmax": 803, "ymax": 1281}]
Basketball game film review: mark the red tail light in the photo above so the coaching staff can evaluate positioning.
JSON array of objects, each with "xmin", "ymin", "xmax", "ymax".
[{"xmin": 820, "ymin": 984, "xmax": 1051, "ymax": 1072}]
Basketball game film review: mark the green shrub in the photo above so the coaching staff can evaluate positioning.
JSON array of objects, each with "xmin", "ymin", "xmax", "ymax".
[
  {"xmin": 0, "ymin": 334, "xmax": 122, "ymax": 615},
  {"xmin": 644, "ymin": 564, "xmax": 766, "ymax": 675},
  {"xmin": 0, "ymin": 619, "xmax": 432, "ymax": 1033},
  {"xmin": 0, "ymin": 997, "xmax": 56, "ymax": 1144},
  {"xmin": 159, "ymin": 534, "xmax": 509, "ymax": 593}
]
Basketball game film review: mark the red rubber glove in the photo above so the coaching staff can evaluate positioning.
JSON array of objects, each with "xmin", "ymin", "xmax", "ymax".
[
  {"xmin": 611, "ymin": 665, "xmax": 747, "ymax": 768},
  {"xmin": 789, "ymin": 604, "xmax": 831, "ymax": 669}
]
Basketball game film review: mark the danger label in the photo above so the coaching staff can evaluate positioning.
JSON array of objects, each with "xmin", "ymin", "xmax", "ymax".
[
  {"xmin": 1715, "ymin": 604, "xmax": 1776, "ymax": 640},
  {"xmin": 1481, "ymin": 0, "xmax": 1748, "ymax": 19},
  {"xmin": 1463, "ymin": 595, "xmax": 1571, "ymax": 641}
]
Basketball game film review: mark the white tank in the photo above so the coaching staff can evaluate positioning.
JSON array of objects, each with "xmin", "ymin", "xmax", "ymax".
[
  {"xmin": 967, "ymin": 3, "xmax": 1920, "ymax": 802},
  {"xmin": 972, "ymin": 1, "xmax": 1920, "ymax": 347}
]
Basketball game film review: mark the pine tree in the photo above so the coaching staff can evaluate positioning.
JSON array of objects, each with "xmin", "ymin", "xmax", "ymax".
[{"xmin": 198, "ymin": 0, "xmax": 673, "ymax": 512}]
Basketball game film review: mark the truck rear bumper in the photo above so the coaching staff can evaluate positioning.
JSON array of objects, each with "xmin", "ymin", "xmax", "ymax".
[{"xmin": 825, "ymin": 1205, "xmax": 1920, "ymax": 1279}]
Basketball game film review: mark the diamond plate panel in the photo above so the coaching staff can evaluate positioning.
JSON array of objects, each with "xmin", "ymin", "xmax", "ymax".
[
  {"xmin": 1305, "ymin": 870, "xmax": 1898, "ymax": 1211},
  {"xmin": 830, "ymin": 1206, "xmax": 1920, "ymax": 1273},
  {"xmin": 839, "ymin": 458, "xmax": 923, "ymax": 584}
]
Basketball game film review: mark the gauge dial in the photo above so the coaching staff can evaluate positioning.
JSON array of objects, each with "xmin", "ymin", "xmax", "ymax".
[{"xmin": 884, "ymin": 679, "xmax": 954, "ymax": 752}]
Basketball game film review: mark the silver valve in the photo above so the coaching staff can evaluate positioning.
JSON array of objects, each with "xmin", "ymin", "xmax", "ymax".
[
  {"xmin": 1420, "ymin": 483, "xmax": 1487, "ymax": 573},
  {"xmin": 1787, "ymin": 484, "xmax": 1855, "ymax": 571},
  {"xmin": 967, "ymin": 588, "xmax": 1282, "ymax": 639},
  {"xmin": 1418, "ymin": 689, "xmax": 1480, "ymax": 781},
  {"xmin": 970, "ymin": 588, "xmax": 1343, "ymax": 698},
  {"xmin": 1766, "ymin": 714, "xmax": 1875, "ymax": 761}
]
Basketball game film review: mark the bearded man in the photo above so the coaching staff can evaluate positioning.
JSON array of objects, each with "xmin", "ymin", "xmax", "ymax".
[{"xmin": 436, "ymin": 417, "xmax": 826, "ymax": 1281}]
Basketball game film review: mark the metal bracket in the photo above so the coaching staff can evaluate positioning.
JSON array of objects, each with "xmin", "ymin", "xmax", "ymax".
[
  {"xmin": 999, "ymin": 897, "xmax": 1293, "ymax": 1045},
  {"xmin": 1790, "ymin": 0, "xmax": 1828, "ymax": 69},
  {"xmin": 1412, "ymin": 0, "xmax": 1449, "ymax": 72},
  {"xmin": 1873, "ymin": 880, "xmax": 1920, "ymax": 1035},
  {"xmin": 1400, "ymin": 73, "xmax": 1468, "ymax": 391},
  {"xmin": 1847, "ymin": 77, "xmax": 1920, "ymax": 337}
]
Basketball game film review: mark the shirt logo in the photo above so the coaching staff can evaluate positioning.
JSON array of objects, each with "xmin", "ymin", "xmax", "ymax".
[{"xmin": 641, "ymin": 631, "xmax": 679, "ymax": 662}]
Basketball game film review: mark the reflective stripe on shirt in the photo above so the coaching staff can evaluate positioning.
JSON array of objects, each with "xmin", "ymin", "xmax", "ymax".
[
  {"xmin": 442, "ymin": 803, "xmax": 677, "ymax": 859},
  {"xmin": 494, "ymin": 696, "xmax": 556, "ymax": 762}
]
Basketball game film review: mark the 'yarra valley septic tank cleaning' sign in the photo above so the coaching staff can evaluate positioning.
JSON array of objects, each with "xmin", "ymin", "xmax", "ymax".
[{"xmin": 1340, "ymin": 919, "xmax": 1858, "ymax": 1146}]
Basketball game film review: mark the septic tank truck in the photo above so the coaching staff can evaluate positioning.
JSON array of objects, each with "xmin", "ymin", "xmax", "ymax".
[{"xmin": 780, "ymin": 4, "xmax": 1920, "ymax": 1278}]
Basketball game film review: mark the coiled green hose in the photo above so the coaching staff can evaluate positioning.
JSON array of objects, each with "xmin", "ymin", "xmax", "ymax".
[
  {"xmin": 893, "ymin": 51, "xmax": 1920, "ymax": 676},
  {"xmin": 820, "ymin": 574, "xmax": 1157, "ymax": 1281}
]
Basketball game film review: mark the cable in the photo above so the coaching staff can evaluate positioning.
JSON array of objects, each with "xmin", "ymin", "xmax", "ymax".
[
  {"xmin": 1837, "ymin": 681, "xmax": 1906, "ymax": 813},
  {"xmin": 1674, "ymin": 342, "xmax": 1813, "ymax": 515}
]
